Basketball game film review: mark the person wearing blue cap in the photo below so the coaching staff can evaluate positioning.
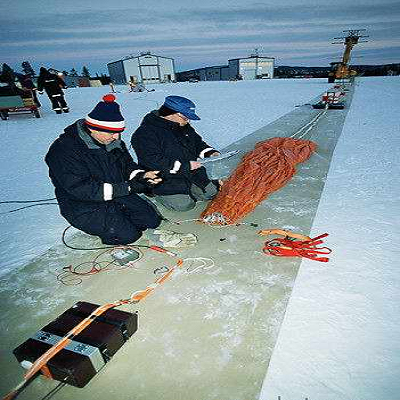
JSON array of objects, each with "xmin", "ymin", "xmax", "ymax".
[{"xmin": 131, "ymin": 95, "xmax": 221, "ymax": 212}]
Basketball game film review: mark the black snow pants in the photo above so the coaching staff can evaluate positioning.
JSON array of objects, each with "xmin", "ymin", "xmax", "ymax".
[
  {"xmin": 48, "ymin": 93, "xmax": 68, "ymax": 112},
  {"xmin": 69, "ymin": 195, "xmax": 162, "ymax": 245}
]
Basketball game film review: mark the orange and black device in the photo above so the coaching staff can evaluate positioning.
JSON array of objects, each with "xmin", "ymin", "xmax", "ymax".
[{"xmin": 13, "ymin": 302, "xmax": 138, "ymax": 388}]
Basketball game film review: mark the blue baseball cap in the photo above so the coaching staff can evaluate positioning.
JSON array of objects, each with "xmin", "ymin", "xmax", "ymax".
[{"xmin": 163, "ymin": 95, "xmax": 200, "ymax": 120}]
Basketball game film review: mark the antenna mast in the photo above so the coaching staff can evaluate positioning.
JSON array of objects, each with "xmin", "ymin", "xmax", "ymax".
[{"xmin": 329, "ymin": 29, "xmax": 368, "ymax": 82}]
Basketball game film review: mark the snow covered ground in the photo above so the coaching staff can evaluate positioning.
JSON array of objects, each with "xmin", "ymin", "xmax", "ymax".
[
  {"xmin": 0, "ymin": 78, "xmax": 330, "ymax": 276},
  {"xmin": 0, "ymin": 76, "xmax": 399, "ymax": 400},
  {"xmin": 260, "ymin": 76, "xmax": 400, "ymax": 400}
]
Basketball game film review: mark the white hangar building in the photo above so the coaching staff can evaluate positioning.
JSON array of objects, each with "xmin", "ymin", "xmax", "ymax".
[
  {"xmin": 228, "ymin": 55, "xmax": 275, "ymax": 80},
  {"xmin": 107, "ymin": 52, "xmax": 176, "ymax": 84},
  {"xmin": 176, "ymin": 53, "xmax": 275, "ymax": 82}
]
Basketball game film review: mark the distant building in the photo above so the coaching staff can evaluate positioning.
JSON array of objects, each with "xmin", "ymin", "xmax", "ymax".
[
  {"xmin": 176, "ymin": 65, "xmax": 230, "ymax": 82},
  {"xmin": 63, "ymin": 75, "xmax": 90, "ymax": 87},
  {"xmin": 228, "ymin": 55, "xmax": 275, "ymax": 80},
  {"xmin": 89, "ymin": 78, "xmax": 103, "ymax": 87},
  {"xmin": 176, "ymin": 53, "xmax": 275, "ymax": 82},
  {"xmin": 107, "ymin": 52, "xmax": 176, "ymax": 84}
]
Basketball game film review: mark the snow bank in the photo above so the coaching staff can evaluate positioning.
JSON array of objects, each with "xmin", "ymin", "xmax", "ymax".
[{"xmin": 259, "ymin": 76, "xmax": 400, "ymax": 400}]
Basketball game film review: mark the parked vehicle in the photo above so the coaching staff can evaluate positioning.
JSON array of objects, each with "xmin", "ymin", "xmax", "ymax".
[{"xmin": 0, "ymin": 91, "xmax": 41, "ymax": 120}]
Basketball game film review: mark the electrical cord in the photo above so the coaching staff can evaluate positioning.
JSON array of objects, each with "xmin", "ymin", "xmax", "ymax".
[
  {"xmin": 57, "ymin": 246, "xmax": 144, "ymax": 285},
  {"xmin": 0, "ymin": 198, "xmax": 57, "ymax": 204},
  {"xmin": 40, "ymin": 380, "xmax": 68, "ymax": 400},
  {"xmin": 0, "ymin": 202, "xmax": 58, "ymax": 215},
  {"xmin": 0, "ymin": 197, "xmax": 58, "ymax": 215}
]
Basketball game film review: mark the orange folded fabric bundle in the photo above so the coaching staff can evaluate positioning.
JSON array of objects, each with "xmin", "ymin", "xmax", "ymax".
[{"xmin": 201, "ymin": 137, "xmax": 317, "ymax": 225}]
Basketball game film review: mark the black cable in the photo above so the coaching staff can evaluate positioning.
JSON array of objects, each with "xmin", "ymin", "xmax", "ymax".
[
  {"xmin": 40, "ymin": 380, "xmax": 68, "ymax": 400},
  {"xmin": 0, "ymin": 202, "xmax": 58, "ymax": 215},
  {"xmin": 0, "ymin": 198, "xmax": 57, "ymax": 204},
  {"xmin": 61, "ymin": 225, "xmax": 112, "ymax": 251}
]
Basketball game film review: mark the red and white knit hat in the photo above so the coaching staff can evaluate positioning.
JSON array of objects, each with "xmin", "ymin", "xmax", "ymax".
[{"xmin": 85, "ymin": 94, "xmax": 125, "ymax": 133}]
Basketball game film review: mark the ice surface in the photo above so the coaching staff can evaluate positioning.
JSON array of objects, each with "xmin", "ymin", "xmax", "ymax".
[
  {"xmin": 0, "ymin": 77, "xmax": 340, "ymax": 400},
  {"xmin": 2, "ymin": 77, "xmax": 397, "ymax": 400},
  {"xmin": 0, "ymin": 79, "xmax": 330, "ymax": 276}
]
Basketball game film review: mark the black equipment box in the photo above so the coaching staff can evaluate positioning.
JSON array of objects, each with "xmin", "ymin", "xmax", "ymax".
[{"xmin": 13, "ymin": 302, "xmax": 138, "ymax": 388}]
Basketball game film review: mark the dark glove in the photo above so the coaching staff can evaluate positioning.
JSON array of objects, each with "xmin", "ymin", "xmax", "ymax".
[
  {"xmin": 133, "ymin": 171, "xmax": 158, "ymax": 186},
  {"xmin": 128, "ymin": 171, "xmax": 161, "ymax": 194},
  {"xmin": 127, "ymin": 179, "xmax": 148, "ymax": 194}
]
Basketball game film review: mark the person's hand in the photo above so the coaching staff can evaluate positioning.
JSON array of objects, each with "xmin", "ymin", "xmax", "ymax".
[
  {"xmin": 143, "ymin": 171, "xmax": 162, "ymax": 185},
  {"xmin": 208, "ymin": 151, "xmax": 221, "ymax": 157},
  {"xmin": 129, "ymin": 171, "xmax": 162, "ymax": 193},
  {"xmin": 190, "ymin": 161, "xmax": 202, "ymax": 170}
]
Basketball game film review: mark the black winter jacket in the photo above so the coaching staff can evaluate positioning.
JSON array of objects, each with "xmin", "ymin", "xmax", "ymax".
[
  {"xmin": 45, "ymin": 119, "xmax": 147, "ymax": 223},
  {"xmin": 131, "ymin": 111, "xmax": 217, "ymax": 195},
  {"xmin": 37, "ymin": 69, "xmax": 66, "ymax": 96}
]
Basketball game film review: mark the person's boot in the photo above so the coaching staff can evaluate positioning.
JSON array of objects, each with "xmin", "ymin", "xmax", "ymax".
[
  {"xmin": 55, "ymin": 109, "xmax": 62, "ymax": 114},
  {"xmin": 63, "ymin": 107, "xmax": 70, "ymax": 113}
]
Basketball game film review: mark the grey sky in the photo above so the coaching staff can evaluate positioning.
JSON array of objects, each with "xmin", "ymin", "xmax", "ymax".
[{"xmin": 2, "ymin": 0, "xmax": 400, "ymax": 75}]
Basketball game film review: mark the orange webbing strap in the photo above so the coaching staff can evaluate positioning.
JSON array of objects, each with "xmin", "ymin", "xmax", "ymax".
[
  {"xmin": 3, "ymin": 258, "xmax": 183, "ymax": 400},
  {"xmin": 259, "ymin": 229, "xmax": 331, "ymax": 262},
  {"xmin": 259, "ymin": 229, "xmax": 311, "ymax": 242},
  {"xmin": 24, "ymin": 302, "xmax": 120, "ymax": 382},
  {"xmin": 128, "ymin": 259, "xmax": 183, "ymax": 303}
]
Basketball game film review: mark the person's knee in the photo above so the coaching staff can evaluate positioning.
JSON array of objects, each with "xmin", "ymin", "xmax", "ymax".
[
  {"xmin": 193, "ymin": 182, "xmax": 218, "ymax": 201},
  {"xmin": 173, "ymin": 201, "xmax": 196, "ymax": 212},
  {"xmin": 202, "ymin": 182, "xmax": 218, "ymax": 200},
  {"xmin": 147, "ymin": 213, "xmax": 162, "ymax": 229},
  {"xmin": 100, "ymin": 228, "xmax": 143, "ymax": 245},
  {"xmin": 156, "ymin": 195, "xmax": 196, "ymax": 212}
]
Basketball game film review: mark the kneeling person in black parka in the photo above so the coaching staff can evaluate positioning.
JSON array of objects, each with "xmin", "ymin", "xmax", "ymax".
[{"xmin": 45, "ymin": 94, "xmax": 181, "ymax": 246}]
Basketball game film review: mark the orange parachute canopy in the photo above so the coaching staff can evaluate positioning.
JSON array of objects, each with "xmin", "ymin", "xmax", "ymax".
[{"xmin": 201, "ymin": 137, "xmax": 317, "ymax": 225}]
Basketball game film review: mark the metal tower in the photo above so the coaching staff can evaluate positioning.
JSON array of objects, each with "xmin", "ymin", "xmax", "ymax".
[{"xmin": 328, "ymin": 29, "xmax": 368, "ymax": 82}]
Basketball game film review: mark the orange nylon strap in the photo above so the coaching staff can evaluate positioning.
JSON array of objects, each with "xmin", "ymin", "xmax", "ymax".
[
  {"xmin": 259, "ymin": 229, "xmax": 331, "ymax": 262},
  {"xmin": 258, "ymin": 229, "xmax": 311, "ymax": 241},
  {"xmin": 22, "ymin": 257, "xmax": 183, "ymax": 383}
]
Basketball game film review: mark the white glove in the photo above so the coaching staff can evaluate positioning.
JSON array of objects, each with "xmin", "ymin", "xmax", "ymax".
[{"xmin": 147, "ymin": 229, "xmax": 197, "ymax": 248}]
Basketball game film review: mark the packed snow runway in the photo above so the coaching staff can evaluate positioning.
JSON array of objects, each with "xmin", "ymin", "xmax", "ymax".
[
  {"xmin": 0, "ymin": 78, "xmax": 330, "ymax": 276},
  {"xmin": 0, "ymin": 77, "xmax": 398, "ymax": 400}
]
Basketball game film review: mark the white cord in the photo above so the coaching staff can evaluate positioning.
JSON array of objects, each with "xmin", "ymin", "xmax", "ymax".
[
  {"xmin": 289, "ymin": 105, "xmax": 328, "ymax": 139},
  {"xmin": 171, "ymin": 218, "xmax": 202, "ymax": 224},
  {"xmin": 184, "ymin": 257, "xmax": 215, "ymax": 274}
]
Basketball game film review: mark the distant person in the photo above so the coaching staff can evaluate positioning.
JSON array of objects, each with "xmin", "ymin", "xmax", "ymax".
[
  {"xmin": 16, "ymin": 73, "xmax": 41, "ymax": 107},
  {"xmin": 129, "ymin": 81, "xmax": 154, "ymax": 93},
  {"xmin": 128, "ymin": 80, "xmax": 137, "ymax": 92},
  {"xmin": 109, "ymin": 80, "xmax": 117, "ymax": 93},
  {"xmin": 0, "ymin": 63, "xmax": 17, "ymax": 88},
  {"xmin": 0, "ymin": 65, "xmax": 33, "ymax": 99},
  {"xmin": 37, "ymin": 67, "xmax": 69, "ymax": 114},
  {"xmin": 45, "ymin": 94, "xmax": 196, "ymax": 247},
  {"xmin": 131, "ymin": 95, "xmax": 221, "ymax": 212}
]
